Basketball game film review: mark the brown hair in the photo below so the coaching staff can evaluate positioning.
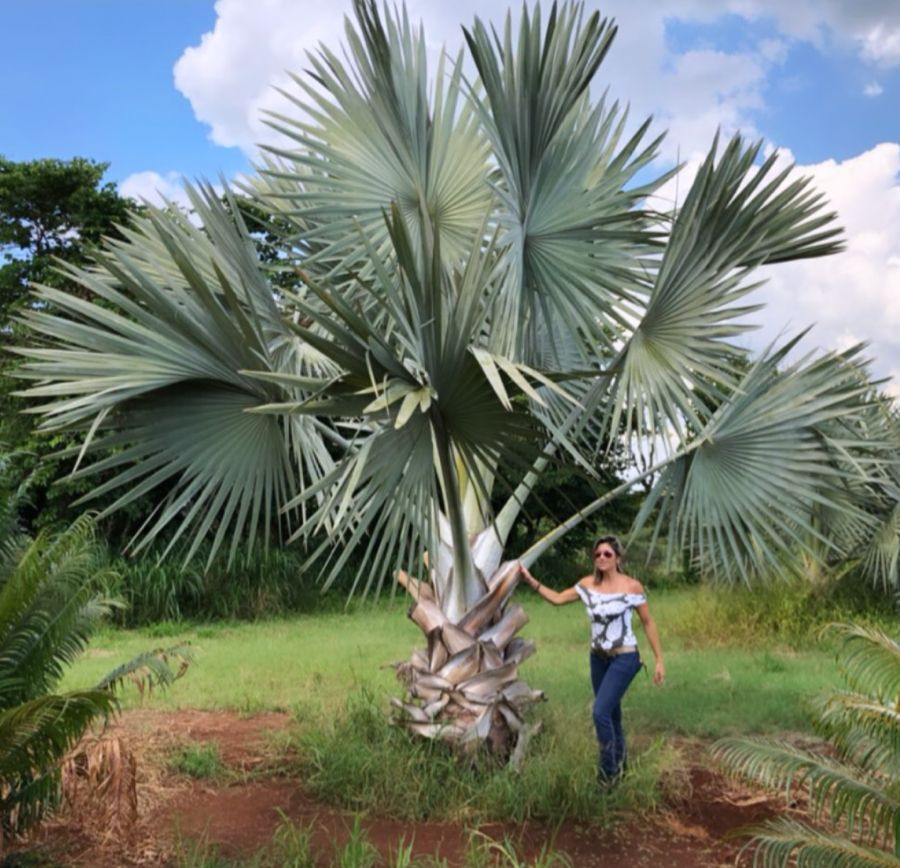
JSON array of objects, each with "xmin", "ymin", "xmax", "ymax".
[{"xmin": 592, "ymin": 535, "xmax": 624, "ymax": 577}]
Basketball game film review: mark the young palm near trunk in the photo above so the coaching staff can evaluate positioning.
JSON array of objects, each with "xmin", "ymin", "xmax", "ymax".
[{"xmin": 518, "ymin": 536, "xmax": 665, "ymax": 782}]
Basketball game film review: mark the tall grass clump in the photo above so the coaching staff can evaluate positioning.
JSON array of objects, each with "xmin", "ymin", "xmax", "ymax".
[
  {"xmin": 667, "ymin": 572, "xmax": 897, "ymax": 650},
  {"xmin": 288, "ymin": 688, "xmax": 683, "ymax": 824}
]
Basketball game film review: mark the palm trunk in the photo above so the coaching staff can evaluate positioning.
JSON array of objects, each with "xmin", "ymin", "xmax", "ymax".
[
  {"xmin": 392, "ymin": 555, "xmax": 543, "ymax": 760},
  {"xmin": 390, "ymin": 439, "xmax": 703, "ymax": 759}
]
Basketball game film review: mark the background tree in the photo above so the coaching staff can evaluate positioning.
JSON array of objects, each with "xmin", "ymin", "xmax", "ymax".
[
  {"xmin": 13, "ymin": 1, "xmax": 897, "ymax": 757},
  {"xmin": 0, "ymin": 157, "xmax": 143, "ymax": 536},
  {"xmin": 0, "ymin": 156, "xmax": 133, "ymax": 325}
]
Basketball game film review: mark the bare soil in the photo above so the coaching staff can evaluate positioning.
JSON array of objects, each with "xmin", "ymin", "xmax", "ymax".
[{"xmin": 20, "ymin": 710, "xmax": 792, "ymax": 867}]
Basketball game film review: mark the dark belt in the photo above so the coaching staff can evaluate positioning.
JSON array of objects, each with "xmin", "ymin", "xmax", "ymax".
[{"xmin": 591, "ymin": 644, "xmax": 637, "ymax": 658}]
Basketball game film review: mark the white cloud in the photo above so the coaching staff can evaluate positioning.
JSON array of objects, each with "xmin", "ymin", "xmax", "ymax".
[
  {"xmin": 863, "ymin": 80, "xmax": 884, "ymax": 95},
  {"xmin": 173, "ymin": 0, "xmax": 355, "ymax": 152},
  {"xmin": 120, "ymin": 170, "xmax": 192, "ymax": 210},
  {"xmin": 170, "ymin": 1, "xmax": 791, "ymax": 163},
  {"xmin": 860, "ymin": 21, "xmax": 900, "ymax": 66},
  {"xmin": 169, "ymin": 0, "xmax": 900, "ymax": 162},
  {"xmin": 751, "ymin": 143, "xmax": 900, "ymax": 393}
]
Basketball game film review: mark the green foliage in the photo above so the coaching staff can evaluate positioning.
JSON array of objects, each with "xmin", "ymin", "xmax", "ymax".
[
  {"xmin": 0, "ymin": 513, "xmax": 119, "ymax": 840},
  {"xmin": 105, "ymin": 539, "xmax": 361, "ymax": 625},
  {"xmin": 0, "ymin": 156, "xmax": 152, "ymax": 543},
  {"xmin": 712, "ymin": 624, "xmax": 900, "ymax": 866},
  {"xmin": 0, "ymin": 456, "xmax": 190, "ymax": 841},
  {"xmin": 466, "ymin": 832, "xmax": 574, "ymax": 868},
  {"xmin": 332, "ymin": 815, "xmax": 379, "ymax": 868},
  {"xmin": 170, "ymin": 741, "xmax": 225, "ymax": 779},
  {"xmin": 0, "ymin": 155, "xmax": 134, "ymax": 324}
]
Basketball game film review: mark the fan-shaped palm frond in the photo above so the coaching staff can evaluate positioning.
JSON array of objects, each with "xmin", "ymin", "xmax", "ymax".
[
  {"xmin": 13, "ymin": 185, "xmax": 335, "ymax": 566},
  {"xmin": 248, "ymin": 206, "xmax": 580, "ymax": 617},
  {"xmin": 256, "ymin": 0, "xmax": 490, "ymax": 277},
  {"xmin": 464, "ymin": 3, "xmax": 664, "ymax": 363},
  {"xmin": 608, "ymin": 132, "xmax": 844, "ymax": 445},
  {"xmin": 633, "ymin": 340, "xmax": 878, "ymax": 582}
]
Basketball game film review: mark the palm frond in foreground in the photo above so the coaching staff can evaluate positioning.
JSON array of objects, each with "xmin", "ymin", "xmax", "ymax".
[{"xmin": 711, "ymin": 624, "xmax": 900, "ymax": 866}]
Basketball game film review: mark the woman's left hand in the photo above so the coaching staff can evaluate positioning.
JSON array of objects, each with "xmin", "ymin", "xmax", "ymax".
[{"xmin": 653, "ymin": 660, "xmax": 665, "ymax": 685}]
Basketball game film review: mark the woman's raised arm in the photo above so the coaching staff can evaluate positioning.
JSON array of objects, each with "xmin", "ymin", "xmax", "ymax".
[{"xmin": 518, "ymin": 564, "xmax": 580, "ymax": 605}]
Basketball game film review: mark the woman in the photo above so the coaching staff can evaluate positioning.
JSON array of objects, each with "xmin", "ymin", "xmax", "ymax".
[{"xmin": 518, "ymin": 535, "xmax": 665, "ymax": 783}]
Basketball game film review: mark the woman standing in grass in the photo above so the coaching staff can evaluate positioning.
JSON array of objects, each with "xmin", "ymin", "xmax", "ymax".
[{"xmin": 518, "ymin": 535, "xmax": 665, "ymax": 783}]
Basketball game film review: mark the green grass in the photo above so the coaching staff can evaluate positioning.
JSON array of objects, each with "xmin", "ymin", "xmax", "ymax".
[
  {"xmin": 286, "ymin": 685, "xmax": 684, "ymax": 823},
  {"xmin": 171, "ymin": 741, "xmax": 226, "ymax": 779},
  {"xmin": 65, "ymin": 588, "xmax": 836, "ymax": 737}
]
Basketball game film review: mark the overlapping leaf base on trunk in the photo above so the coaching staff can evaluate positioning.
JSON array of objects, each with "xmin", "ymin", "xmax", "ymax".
[{"xmin": 392, "ymin": 563, "xmax": 543, "ymax": 762}]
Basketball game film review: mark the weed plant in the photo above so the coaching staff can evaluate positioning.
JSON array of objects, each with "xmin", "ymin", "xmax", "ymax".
[
  {"xmin": 171, "ymin": 815, "xmax": 580, "ymax": 868},
  {"xmin": 170, "ymin": 742, "xmax": 225, "ymax": 779},
  {"xmin": 287, "ymin": 688, "xmax": 684, "ymax": 825}
]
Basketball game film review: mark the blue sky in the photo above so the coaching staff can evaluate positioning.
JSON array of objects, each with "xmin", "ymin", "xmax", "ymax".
[
  {"xmin": 3, "ymin": 2, "xmax": 247, "ymax": 181},
  {"xmin": 4, "ymin": 0, "xmax": 899, "ymax": 392}
]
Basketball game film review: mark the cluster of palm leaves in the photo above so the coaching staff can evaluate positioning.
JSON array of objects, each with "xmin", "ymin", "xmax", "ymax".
[
  {"xmin": 712, "ymin": 624, "xmax": 899, "ymax": 867},
  {"xmin": 0, "ymin": 461, "xmax": 189, "ymax": 845},
  {"xmin": 11, "ymin": 1, "xmax": 898, "ymax": 753}
]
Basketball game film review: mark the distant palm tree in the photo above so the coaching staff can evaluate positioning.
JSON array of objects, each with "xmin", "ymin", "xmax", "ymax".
[
  {"xmin": 14, "ymin": 1, "xmax": 897, "ymax": 755},
  {"xmin": 712, "ymin": 624, "xmax": 899, "ymax": 867}
]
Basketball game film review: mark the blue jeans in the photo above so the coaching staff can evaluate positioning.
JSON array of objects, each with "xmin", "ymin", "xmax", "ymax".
[{"xmin": 589, "ymin": 651, "xmax": 642, "ymax": 780}]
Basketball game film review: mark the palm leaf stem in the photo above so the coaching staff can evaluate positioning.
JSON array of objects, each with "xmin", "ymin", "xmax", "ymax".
[
  {"xmin": 431, "ymin": 407, "xmax": 479, "ymax": 612},
  {"xmin": 518, "ymin": 440, "xmax": 699, "ymax": 567}
]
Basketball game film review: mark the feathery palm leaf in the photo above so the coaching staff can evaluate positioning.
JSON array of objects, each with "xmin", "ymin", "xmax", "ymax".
[
  {"xmin": 833, "ymin": 624, "xmax": 900, "ymax": 704},
  {"xmin": 0, "ymin": 514, "xmax": 116, "ymax": 707},
  {"xmin": 734, "ymin": 816, "xmax": 899, "ymax": 868},
  {"xmin": 711, "ymin": 738, "xmax": 898, "ymax": 849},
  {"xmin": 713, "ymin": 623, "xmax": 900, "ymax": 864},
  {"xmin": 0, "ymin": 505, "xmax": 191, "ymax": 841},
  {"xmin": 0, "ymin": 689, "xmax": 118, "ymax": 840}
]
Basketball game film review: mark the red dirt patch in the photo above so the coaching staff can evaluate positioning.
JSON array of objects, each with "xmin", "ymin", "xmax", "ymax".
[{"xmin": 19, "ymin": 710, "xmax": 791, "ymax": 867}]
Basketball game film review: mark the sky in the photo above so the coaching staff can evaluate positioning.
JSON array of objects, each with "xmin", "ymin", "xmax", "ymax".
[{"xmin": 3, "ymin": 0, "xmax": 899, "ymax": 394}]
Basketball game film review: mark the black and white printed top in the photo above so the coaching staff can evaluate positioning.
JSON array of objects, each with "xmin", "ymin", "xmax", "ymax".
[{"xmin": 576, "ymin": 585, "xmax": 646, "ymax": 653}]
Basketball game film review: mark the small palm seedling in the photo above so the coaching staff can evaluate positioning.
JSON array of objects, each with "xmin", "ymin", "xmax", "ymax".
[
  {"xmin": 711, "ymin": 623, "xmax": 899, "ymax": 866},
  {"xmin": 0, "ymin": 506, "xmax": 190, "ymax": 847}
]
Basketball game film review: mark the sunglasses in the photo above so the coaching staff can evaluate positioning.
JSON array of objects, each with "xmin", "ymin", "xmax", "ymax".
[{"xmin": 594, "ymin": 551, "xmax": 615, "ymax": 559}]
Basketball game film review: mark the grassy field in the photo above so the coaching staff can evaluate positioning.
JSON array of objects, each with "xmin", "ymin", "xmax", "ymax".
[{"xmin": 66, "ymin": 588, "xmax": 837, "ymax": 738}]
